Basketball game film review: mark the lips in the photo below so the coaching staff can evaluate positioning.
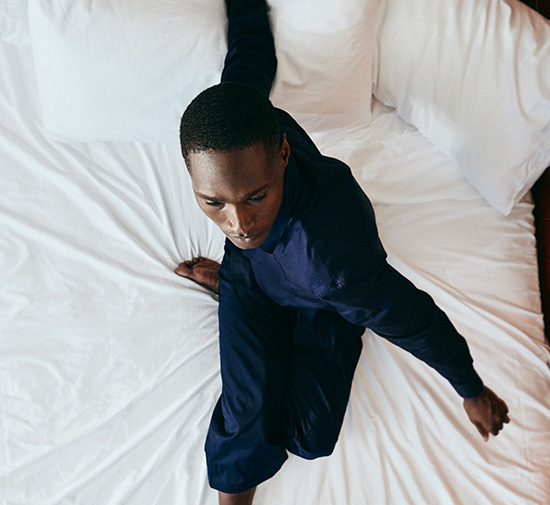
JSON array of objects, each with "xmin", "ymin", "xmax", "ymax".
[
  {"xmin": 229, "ymin": 230, "xmax": 267, "ymax": 247},
  {"xmin": 234, "ymin": 235, "xmax": 257, "ymax": 243}
]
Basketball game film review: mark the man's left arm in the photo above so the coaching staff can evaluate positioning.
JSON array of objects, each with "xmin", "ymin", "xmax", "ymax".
[
  {"xmin": 221, "ymin": 0, "xmax": 277, "ymax": 97},
  {"xmin": 321, "ymin": 261, "xmax": 510, "ymax": 440}
]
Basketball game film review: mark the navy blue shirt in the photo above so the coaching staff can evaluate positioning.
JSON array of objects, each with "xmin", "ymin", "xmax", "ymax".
[{"xmin": 229, "ymin": 108, "xmax": 483, "ymax": 399}]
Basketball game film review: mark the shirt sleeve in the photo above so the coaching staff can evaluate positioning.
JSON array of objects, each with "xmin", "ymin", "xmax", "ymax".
[
  {"xmin": 320, "ymin": 261, "xmax": 484, "ymax": 399},
  {"xmin": 221, "ymin": 0, "xmax": 277, "ymax": 98}
]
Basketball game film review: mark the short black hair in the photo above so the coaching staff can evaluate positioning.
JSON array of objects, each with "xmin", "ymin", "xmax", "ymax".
[{"xmin": 179, "ymin": 82, "xmax": 281, "ymax": 167}]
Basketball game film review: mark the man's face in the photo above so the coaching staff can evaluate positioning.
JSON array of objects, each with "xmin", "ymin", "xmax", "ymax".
[{"xmin": 187, "ymin": 136, "xmax": 290, "ymax": 250}]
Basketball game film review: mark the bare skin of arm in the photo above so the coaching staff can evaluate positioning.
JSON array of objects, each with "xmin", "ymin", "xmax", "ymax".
[
  {"xmin": 218, "ymin": 488, "xmax": 257, "ymax": 505},
  {"xmin": 463, "ymin": 386, "xmax": 510, "ymax": 441}
]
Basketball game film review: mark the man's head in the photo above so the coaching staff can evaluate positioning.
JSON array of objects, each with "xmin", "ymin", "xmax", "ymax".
[{"xmin": 180, "ymin": 83, "xmax": 290, "ymax": 250}]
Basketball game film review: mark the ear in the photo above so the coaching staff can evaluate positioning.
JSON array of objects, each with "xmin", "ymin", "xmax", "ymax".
[{"xmin": 279, "ymin": 133, "xmax": 290, "ymax": 172}]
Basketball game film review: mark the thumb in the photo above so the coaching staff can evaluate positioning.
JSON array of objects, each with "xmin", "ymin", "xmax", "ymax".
[{"xmin": 475, "ymin": 422, "xmax": 489, "ymax": 442}]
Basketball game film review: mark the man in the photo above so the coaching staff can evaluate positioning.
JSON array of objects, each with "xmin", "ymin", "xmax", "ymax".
[{"xmin": 176, "ymin": 1, "xmax": 510, "ymax": 504}]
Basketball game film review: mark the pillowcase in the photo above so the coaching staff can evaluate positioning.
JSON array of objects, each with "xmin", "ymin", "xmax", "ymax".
[
  {"xmin": 28, "ymin": 0, "xmax": 227, "ymax": 143},
  {"xmin": 27, "ymin": 0, "xmax": 377, "ymax": 143},
  {"xmin": 269, "ymin": 0, "xmax": 376, "ymax": 133},
  {"xmin": 0, "ymin": 0, "xmax": 30, "ymax": 44},
  {"xmin": 373, "ymin": 0, "xmax": 550, "ymax": 215}
]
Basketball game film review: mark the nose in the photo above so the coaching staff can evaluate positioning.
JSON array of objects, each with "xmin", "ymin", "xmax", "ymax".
[{"xmin": 226, "ymin": 205, "xmax": 255, "ymax": 237}]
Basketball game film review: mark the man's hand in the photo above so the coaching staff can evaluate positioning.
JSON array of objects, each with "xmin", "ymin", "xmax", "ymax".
[
  {"xmin": 175, "ymin": 257, "xmax": 221, "ymax": 294},
  {"xmin": 463, "ymin": 386, "xmax": 510, "ymax": 441}
]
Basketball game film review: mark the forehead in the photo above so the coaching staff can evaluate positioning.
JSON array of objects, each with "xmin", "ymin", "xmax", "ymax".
[{"xmin": 187, "ymin": 145, "xmax": 276, "ymax": 197}]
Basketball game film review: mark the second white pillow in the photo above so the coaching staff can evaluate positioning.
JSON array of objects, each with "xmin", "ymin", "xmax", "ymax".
[{"xmin": 373, "ymin": 0, "xmax": 550, "ymax": 215}]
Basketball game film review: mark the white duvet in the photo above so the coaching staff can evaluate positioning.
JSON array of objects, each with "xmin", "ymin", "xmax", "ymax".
[{"xmin": 1, "ymin": 9, "xmax": 550, "ymax": 505}]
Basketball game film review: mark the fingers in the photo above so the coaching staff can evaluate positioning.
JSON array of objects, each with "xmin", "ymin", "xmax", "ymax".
[
  {"xmin": 465, "ymin": 387, "xmax": 511, "ymax": 442},
  {"xmin": 175, "ymin": 258, "xmax": 206, "ymax": 277},
  {"xmin": 492, "ymin": 397, "xmax": 510, "ymax": 435},
  {"xmin": 483, "ymin": 410, "xmax": 508, "ymax": 440},
  {"xmin": 478, "ymin": 419, "xmax": 501, "ymax": 441},
  {"xmin": 487, "ymin": 410, "xmax": 510, "ymax": 439},
  {"xmin": 501, "ymin": 400, "xmax": 511, "ymax": 424},
  {"xmin": 500, "ymin": 405, "xmax": 510, "ymax": 425},
  {"xmin": 490, "ymin": 423, "xmax": 502, "ymax": 437}
]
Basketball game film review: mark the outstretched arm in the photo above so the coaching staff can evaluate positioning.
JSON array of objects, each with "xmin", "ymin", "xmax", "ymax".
[
  {"xmin": 221, "ymin": 0, "xmax": 277, "ymax": 97},
  {"xmin": 323, "ymin": 260, "xmax": 510, "ymax": 440}
]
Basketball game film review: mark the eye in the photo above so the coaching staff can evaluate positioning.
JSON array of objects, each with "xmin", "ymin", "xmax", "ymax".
[
  {"xmin": 247, "ymin": 194, "xmax": 266, "ymax": 203},
  {"xmin": 205, "ymin": 201, "xmax": 223, "ymax": 208}
]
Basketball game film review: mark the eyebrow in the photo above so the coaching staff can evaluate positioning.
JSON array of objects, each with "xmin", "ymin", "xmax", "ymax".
[{"xmin": 196, "ymin": 183, "xmax": 271, "ymax": 202}]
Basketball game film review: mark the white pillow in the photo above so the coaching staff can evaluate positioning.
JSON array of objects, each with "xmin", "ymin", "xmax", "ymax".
[
  {"xmin": 373, "ymin": 0, "xmax": 550, "ymax": 215},
  {"xmin": 28, "ymin": 0, "xmax": 227, "ymax": 143},
  {"xmin": 27, "ymin": 0, "xmax": 377, "ymax": 143},
  {"xmin": 0, "ymin": 0, "xmax": 30, "ymax": 44},
  {"xmin": 269, "ymin": 0, "xmax": 376, "ymax": 133}
]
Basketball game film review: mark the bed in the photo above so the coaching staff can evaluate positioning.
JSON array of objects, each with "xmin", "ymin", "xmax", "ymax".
[{"xmin": 1, "ymin": 1, "xmax": 549, "ymax": 504}]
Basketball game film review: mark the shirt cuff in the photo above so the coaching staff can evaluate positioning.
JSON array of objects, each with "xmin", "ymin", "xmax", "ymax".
[{"xmin": 450, "ymin": 368, "xmax": 484, "ymax": 399}]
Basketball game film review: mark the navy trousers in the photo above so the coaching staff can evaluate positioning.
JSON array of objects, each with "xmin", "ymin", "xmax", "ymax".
[{"xmin": 206, "ymin": 244, "xmax": 364, "ymax": 493}]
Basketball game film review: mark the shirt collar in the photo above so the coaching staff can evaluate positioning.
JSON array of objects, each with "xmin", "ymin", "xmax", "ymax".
[{"xmin": 258, "ymin": 156, "xmax": 299, "ymax": 254}]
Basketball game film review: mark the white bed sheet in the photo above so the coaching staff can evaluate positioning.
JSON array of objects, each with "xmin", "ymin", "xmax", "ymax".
[{"xmin": 1, "ymin": 39, "xmax": 550, "ymax": 505}]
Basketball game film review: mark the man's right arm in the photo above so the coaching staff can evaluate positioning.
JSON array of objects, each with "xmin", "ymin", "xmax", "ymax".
[{"xmin": 322, "ymin": 260, "xmax": 485, "ymax": 399}]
